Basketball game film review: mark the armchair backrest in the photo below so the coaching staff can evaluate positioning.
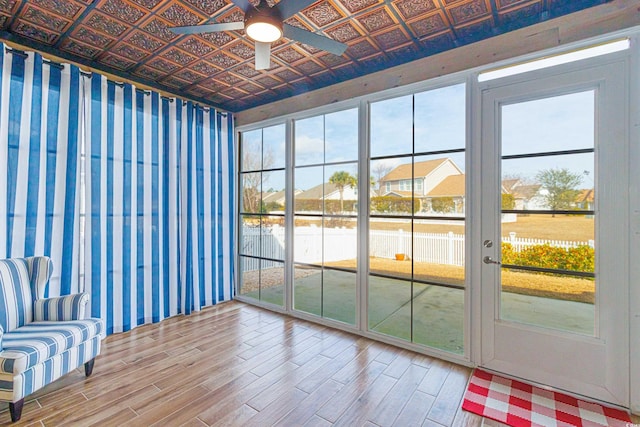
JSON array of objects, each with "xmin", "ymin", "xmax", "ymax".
[
  {"xmin": 0, "ymin": 258, "xmax": 33, "ymax": 332},
  {"xmin": 24, "ymin": 256, "xmax": 54, "ymax": 300}
]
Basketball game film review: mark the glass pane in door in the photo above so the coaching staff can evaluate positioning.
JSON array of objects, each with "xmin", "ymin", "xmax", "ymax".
[{"xmin": 499, "ymin": 91, "xmax": 595, "ymax": 335}]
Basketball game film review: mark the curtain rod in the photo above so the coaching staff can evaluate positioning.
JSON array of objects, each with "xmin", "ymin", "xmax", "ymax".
[
  {"xmin": 5, "ymin": 47, "xmax": 27, "ymax": 58},
  {"xmin": 43, "ymin": 59, "xmax": 64, "ymax": 70}
]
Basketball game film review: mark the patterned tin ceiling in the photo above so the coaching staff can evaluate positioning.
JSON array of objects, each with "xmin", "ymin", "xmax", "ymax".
[{"xmin": 0, "ymin": 0, "xmax": 608, "ymax": 112}]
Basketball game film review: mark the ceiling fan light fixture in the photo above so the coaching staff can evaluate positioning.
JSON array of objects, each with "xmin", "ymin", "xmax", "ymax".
[{"xmin": 246, "ymin": 21, "xmax": 282, "ymax": 43}]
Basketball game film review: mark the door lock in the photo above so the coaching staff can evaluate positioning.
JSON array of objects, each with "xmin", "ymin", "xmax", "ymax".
[
  {"xmin": 483, "ymin": 240, "xmax": 493, "ymax": 248},
  {"xmin": 483, "ymin": 256, "xmax": 501, "ymax": 265}
]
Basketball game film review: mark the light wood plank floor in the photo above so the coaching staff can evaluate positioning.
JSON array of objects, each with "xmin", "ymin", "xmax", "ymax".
[{"xmin": 0, "ymin": 301, "xmax": 483, "ymax": 426}]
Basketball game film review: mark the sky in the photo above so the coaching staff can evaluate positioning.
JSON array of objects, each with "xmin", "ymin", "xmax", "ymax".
[{"xmin": 242, "ymin": 82, "xmax": 595, "ymax": 192}]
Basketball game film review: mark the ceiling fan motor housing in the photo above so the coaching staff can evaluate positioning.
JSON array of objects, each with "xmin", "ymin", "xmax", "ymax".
[{"xmin": 245, "ymin": 1, "xmax": 283, "ymax": 43}]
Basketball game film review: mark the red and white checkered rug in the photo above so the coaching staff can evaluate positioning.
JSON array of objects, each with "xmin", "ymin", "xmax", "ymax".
[{"xmin": 462, "ymin": 369, "xmax": 632, "ymax": 427}]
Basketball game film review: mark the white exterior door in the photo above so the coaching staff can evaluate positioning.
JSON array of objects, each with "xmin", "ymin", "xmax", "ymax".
[{"xmin": 479, "ymin": 58, "xmax": 629, "ymax": 406}]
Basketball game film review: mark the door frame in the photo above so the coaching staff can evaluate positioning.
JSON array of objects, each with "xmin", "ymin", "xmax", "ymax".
[{"xmin": 473, "ymin": 53, "xmax": 630, "ymax": 406}]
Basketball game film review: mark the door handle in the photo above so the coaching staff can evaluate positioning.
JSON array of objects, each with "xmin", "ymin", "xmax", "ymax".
[{"xmin": 483, "ymin": 256, "xmax": 501, "ymax": 265}]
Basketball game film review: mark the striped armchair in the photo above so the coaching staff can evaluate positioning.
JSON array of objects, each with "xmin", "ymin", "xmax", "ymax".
[{"xmin": 0, "ymin": 257, "xmax": 104, "ymax": 422}]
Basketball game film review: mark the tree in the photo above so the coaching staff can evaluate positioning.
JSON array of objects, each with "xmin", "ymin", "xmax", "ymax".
[
  {"xmin": 535, "ymin": 168, "xmax": 583, "ymax": 216},
  {"xmin": 328, "ymin": 171, "xmax": 357, "ymax": 212},
  {"xmin": 372, "ymin": 162, "xmax": 393, "ymax": 196},
  {"xmin": 501, "ymin": 193, "xmax": 515, "ymax": 210},
  {"xmin": 241, "ymin": 143, "xmax": 273, "ymax": 213}
]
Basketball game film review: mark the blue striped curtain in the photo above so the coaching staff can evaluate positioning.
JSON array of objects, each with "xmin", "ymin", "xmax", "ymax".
[
  {"xmin": 0, "ymin": 47, "xmax": 81, "ymax": 298},
  {"xmin": 0, "ymin": 43, "xmax": 235, "ymax": 336}
]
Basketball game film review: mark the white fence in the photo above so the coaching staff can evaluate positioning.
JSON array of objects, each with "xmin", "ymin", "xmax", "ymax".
[{"xmin": 240, "ymin": 226, "xmax": 594, "ymax": 271}]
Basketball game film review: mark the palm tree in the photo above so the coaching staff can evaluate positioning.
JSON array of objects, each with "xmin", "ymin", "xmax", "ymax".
[{"xmin": 328, "ymin": 171, "xmax": 356, "ymax": 212}]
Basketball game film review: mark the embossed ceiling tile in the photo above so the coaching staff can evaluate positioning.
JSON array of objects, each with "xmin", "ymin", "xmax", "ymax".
[
  {"xmin": 346, "ymin": 39, "xmax": 377, "ymax": 58},
  {"xmin": 60, "ymin": 38, "xmax": 101, "ymax": 58},
  {"xmin": 111, "ymin": 43, "xmax": 148, "ymax": 61},
  {"xmin": 232, "ymin": 64, "xmax": 261, "ymax": 78},
  {"xmin": 209, "ymin": 52, "xmax": 239, "ymax": 68},
  {"xmin": 0, "ymin": 14, "xmax": 8, "ymax": 28},
  {"xmin": 159, "ymin": 3, "xmax": 203, "ymax": 26},
  {"xmin": 447, "ymin": 0, "xmax": 490, "ymax": 25},
  {"xmin": 392, "ymin": 0, "xmax": 437, "ymax": 20},
  {"xmin": 161, "ymin": 47, "xmax": 196, "ymax": 66},
  {"xmin": 98, "ymin": 0, "xmax": 145, "ymax": 24},
  {"xmin": 147, "ymin": 57, "xmax": 181, "ymax": 73},
  {"xmin": 30, "ymin": 0, "xmax": 83, "ymax": 18},
  {"xmin": 200, "ymin": 31, "xmax": 235, "ymax": 47},
  {"xmin": 373, "ymin": 27, "xmax": 410, "ymax": 50},
  {"xmin": 182, "ymin": 0, "xmax": 226, "ymax": 15},
  {"xmin": 178, "ymin": 37, "xmax": 215, "ymax": 57},
  {"xmin": 99, "ymin": 52, "xmax": 136, "ymax": 70},
  {"xmin": 174, "ymin": 68, "xmax": 206, "ymax": 82},
  {"xmin": 0, "ymin": 0, "xmax": 17, "ymax": 14},
  {"xmin": 220, "ymin": 87, "xmax": 248, "ymax": 99},
  {"xmin": 72, "ymin": 27, "xmax": 115, "ymax": 48},
  {"xmin": 498, "ymin": 1, "xmax": 542, "ymax": 26},
  {"xmin": 283, "ymin": 16, "xmax": 308, "ymax": 30},
  {"xmin": 318, "ymin": 52, "xmax": 350, "ymax": 67},
  {"xmin": 13, "ymin": 21, "xmax": 58, "ymax": 44},
  {"xmin": 302, "ymin": 1, "xmax": 344, "ymax": 28},
  {"xmin": 357, "ymin": 6, "xmax": 396, "ymax": 33},
  {"xmin": 273, "ymin": 46, "xmax": 305, "ymax": 63},
  {"xmin": 192, "ymin": 60, "xmax": 221, "ymax": 75},
  {"xmin": 275, "ymin": 68, "xmax": 302, "ymax": 81},
  {"xmin": 161, "ymin": 75, "xmax": 190, "ymax": 89},
  {"xmin": 256, "ymin": 75, "xmax": 281, "ymax": 88},
  {"xmin": 198, "ymin": 79, "xmax": 226, "ymax": 91},
  {"xmin": 126, "ymin": 30, "xmax": 164, "ymax": 52},
  {"xmin": 85, "ymin": 11, "xmax": 128, "ymax": 37},
  {"xmin": 22, "ymin": 5, "xmax": 71, "ymax": 32},
  {"xmin": 420, "ymin": 29, "xmax": 455, "ymax": 52},
  {"xmin": 408, "ymin": 11, "xmax": 448, "ymax": 38},
  {"xmin": 133, "ymin": 65, "xmax": 166, "ymax": 81},
  {"xmin": 140, "ymin": 17, "xmax": 178, "ymax": 41},
  {"xmin": 131, "ymin": 0, "xmax": 162, "ymax": 10},
  {"xmin": 336, "ymin": 0, "xmax": 380, "ymax": 13},
  {"xmin": 239, "ymin": 81, "xmax": 262, "ymax": 93},
  {"xmin": 295, "ymin": 59, "xmax": 323, "ymax": 74},
  {"xmin": 454, "ymin": 16, "xmax": 493, "ymax": 41},
  {"xmin": 219, "ymin": 8, "xmax": 244, "ymax": 24},
  {"xmin": 325, "ymin": 22, "xmax": 361, "ymax": 43},
  {"xmin": 214, "ymin": 72, "xmax": 243, "ymax": 86},
  {"xmin": 228, "ymin": 41, "xmax": 255, "ymax": 60}
]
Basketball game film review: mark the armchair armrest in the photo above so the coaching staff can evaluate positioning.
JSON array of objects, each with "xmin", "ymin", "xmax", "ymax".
[{"xmin": 34, "ymin": 293, "xmax": 90, "ymax": 321}]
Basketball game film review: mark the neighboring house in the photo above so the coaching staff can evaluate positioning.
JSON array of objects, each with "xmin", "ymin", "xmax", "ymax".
[
  {"xmin": 576, "ymin": 189, "xmax": 595, "ymax": 210},
  {"xmin": 424, "ymin": 174, "xmax": 466, "ymax": 214},
  {"xmin": 507, "ymin": 181, "xmax": 545, "ymax": 210},
  {"xmin": 296, "ymin": 182, "xmax": 358, "ymax": 201}
]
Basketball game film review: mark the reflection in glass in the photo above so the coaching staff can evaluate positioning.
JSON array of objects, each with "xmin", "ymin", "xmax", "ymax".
[
  {"xmin": 294, "ymin": 216, "xmax": 323, "ymax": 265},
  {"xmin": 294, "ymin": 264, "xmax": 322, "ymax": 317},
  {"xmin": 325, "ymin": 109, "xmax": 358, "ymax": 163},
  {"xmin": 241, "ymin": 129, "xmax": 262, "ymax": 172},
  {"xmin": 241, "ymin": 172, "xmax": 261, "ymax": 213},
  {"xmin": 369, "ymin": 219, "xmax": 412, "ymax": 280},
  {"xmin": 295, "ymin": 115, "xmax": 324, "ymax": 166},
  {"xmin": 501, "ymin": 90, "xmax": 594, "ymax": 156},
  {"xmin": 501, "ymin": 153, "xmax": 594, "ymax": 212},
  {"xmin": 323, "ymin": 269, "xmax": 356, "ymax": 325},
  {"xmin": 414, "ymin": 84, "xmax": 466, "ymax": 153},
  {"xmin": 263, "ymin": 124, "xmax": 286, "ymax": 169},
  {"xmin": 413, "ymin": 284, "xmax": 464, "ymax": 353},
  {"xmin": 240, "ymin": 215, "xmax": 260, "ymax": 257},
  {"xmin": 295, "ymin": 166, "xmax": 323, "ymax": 214},
  {"xmin": 370, "ymin": 95, "xmax": 412, "ymax": 158},
  {"xmin": 325, "ymin": 163, "xmax": 358, "ymax": 215},
  {"xmin": 413, "ymin": 220, "xmax": 465, "ymax": 286},
  {"xmin": 368, "ymin": 276, "xmax": 411, "ymax": 341},
  {"xmin": 261, "ymin": 216, "xmax": 285, "ymax": 261}
]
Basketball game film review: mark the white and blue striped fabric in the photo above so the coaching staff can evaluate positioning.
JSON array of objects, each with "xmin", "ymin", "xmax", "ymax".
[
  {"xmin": 0, "ymin": 47, "xmax": 81, "ymax": 299},
  {"xmin": 0, "ymin": 43, "xmax": 235, "ymax": 337}
]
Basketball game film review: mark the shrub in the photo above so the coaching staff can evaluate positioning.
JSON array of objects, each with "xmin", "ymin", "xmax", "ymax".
[
  {"xmin": 501, "ymin": 193, "xmax": 515, "ymax": 210},
  {"xmin": 371, "ymin": 196, "xmax": 420, "ymax": 214},
  {"xmin": 431, "ymin": 197, "xmax": 455, "ymax": 213},
  {"xmin": 501, "ymin": 242, "xmax": 594, "ymax": 273}
]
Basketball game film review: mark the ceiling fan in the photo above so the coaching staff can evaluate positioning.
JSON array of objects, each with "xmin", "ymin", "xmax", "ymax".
[{"xmin": 171, "ymin": 0, "xmax": 348, "ymax": 70}]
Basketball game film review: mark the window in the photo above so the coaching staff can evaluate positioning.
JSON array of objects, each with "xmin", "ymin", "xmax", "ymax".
[
  {"xmin": 369, "ymin": 83, "xmax": 466, "ymax": 354},
  {"xmin": 238, "ymin": 124, "xmax": 286, "ymax": 306},
  {"xmin": 293, "ymin": 108, "xmax": 358, "ymax": 325}
]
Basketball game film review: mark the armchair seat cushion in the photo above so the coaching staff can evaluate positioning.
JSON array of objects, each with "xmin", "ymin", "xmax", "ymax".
[{"xmin": 0, "ymin": 319, "xmax": 104, "ymax": 375}]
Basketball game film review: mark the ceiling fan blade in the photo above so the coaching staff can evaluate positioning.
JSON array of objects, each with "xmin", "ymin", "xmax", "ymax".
[
  {"xmin": 275, "ymin": 0, "xmax": 319, "ymax": 20},
  {"xmin": 171, "ymin": 22, "xmax": 245, "ymax": 34},
  {"xmin": 255, "ymin": 41, "xmax": 271, "ymax": 70},
  {"xmin": 229, "ymin": 0, "xmax": 253, "ymax": 13},
  {"xmin": 283, "ymin": 24, "xmax": 347, "ymax": 56}
]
